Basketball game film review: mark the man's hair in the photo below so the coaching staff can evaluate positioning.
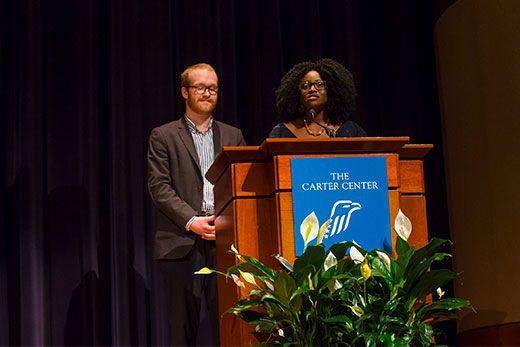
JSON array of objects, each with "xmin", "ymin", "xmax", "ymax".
[
  {"xmin": 180, "ymin": 63, "xmax": 217, "ymax": 87},
  {"xmin": 275, "ymin": 58, "xmax": 357, "ymax": 124}
]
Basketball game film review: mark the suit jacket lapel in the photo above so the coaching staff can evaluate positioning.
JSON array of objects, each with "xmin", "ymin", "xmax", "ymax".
[{"xmin": 176, "ymin": 119, "xmax": 201, "ymax": 171}]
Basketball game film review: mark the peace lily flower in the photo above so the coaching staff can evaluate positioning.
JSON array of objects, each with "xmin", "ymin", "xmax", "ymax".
[
  {"xmin": 376, "ymin": 250, "xmax": 391, "ymax": 271},
  {"xmin": 316, "ymin": 218, "xmax": 331, "ymax": 245},
  {"xmin": 301, "ymin": 211, "xmax": 319, "ymax": 250},
  {"xmin": 349, "ymin": 246, "xmax": 365, "ymax": 264},
  {"xmin": 327, "ymin": 279, "xmax": 343, "ymax": 293},
  {"xmin": 278, "ymin": 328, "xmax": 284, "ymax": 337},
  {"xmin": 323, "ymin": 252, "xmax": 338, "ymax": 271},
  {"xmin": 230, "ymin": 244, "xmax": 243, "ymax": 260},
  {"xmin": 394, "ymin": 209, "xmax": 412, "ymax": 241},
  {"xmin": 437, "ymin": 287, "xmax": 446, "ymax": 299},
  {"xmin": 360, "ymin": 257, "xmax": 372, "ymax": 281}
]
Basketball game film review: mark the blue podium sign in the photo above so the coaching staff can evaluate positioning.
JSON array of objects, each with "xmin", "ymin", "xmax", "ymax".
[{"xmin": 291, "ymin": 156, "xmax": 391, "ymax": 256}]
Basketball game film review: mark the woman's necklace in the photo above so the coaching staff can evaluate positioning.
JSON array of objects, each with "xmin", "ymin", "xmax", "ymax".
[{"xmin": 303, "ymin": 118, "xmax": 329, "ymax": 136}]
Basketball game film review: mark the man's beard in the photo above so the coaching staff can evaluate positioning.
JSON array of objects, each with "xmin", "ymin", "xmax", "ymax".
[{"xmin": 186, "ymin": 95, "xmax": 217, "ymax": 115}]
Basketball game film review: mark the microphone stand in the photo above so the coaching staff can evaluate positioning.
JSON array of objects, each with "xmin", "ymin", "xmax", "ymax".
[{"xmin": 309, "ymin": 109, "xmax": 337, "ymax": 138}]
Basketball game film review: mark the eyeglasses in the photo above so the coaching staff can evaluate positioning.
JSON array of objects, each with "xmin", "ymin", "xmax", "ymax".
[
  {"xmin": 187, "ymin": 85, "xmax": 219, "ymax": 95},
  {"xmin": 300, "ymin": 79, "xmax": 326, "ymax": 91}
]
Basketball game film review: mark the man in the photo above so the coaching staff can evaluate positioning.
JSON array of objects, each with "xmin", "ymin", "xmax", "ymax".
[{"xmin": 147, "ymin": 63, "xmax": 246, "ymax": 346}]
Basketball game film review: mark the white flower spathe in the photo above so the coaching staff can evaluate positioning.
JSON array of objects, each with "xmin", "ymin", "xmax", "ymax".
[
  {"xmin": 376, "ymin": 250, "xmax": 391, "ymax": 271},
  {"xmin": 437, "ymin": 287, "xmax": 445, "ymax": 299},
  {"xmin": 301, "ymin": 211, "xmax": 319, "ymax": 250},
  {"xmin": 394, "ymin": 209, "xmax": 412, "ymax": 241},
  {"xmin": 327, "ymin": 279, "xmax": 343, "ymax": 293},
  {"xmin": 324, "ymin": 252, "xmax": 338, "ymax": 271},
  {"xmin": 317, "ymin": 218, "xmax": 331, "ymax": 245},
  {"xmin": 349, "ymin": 246, "xmax": 365, "ymax": 264}
]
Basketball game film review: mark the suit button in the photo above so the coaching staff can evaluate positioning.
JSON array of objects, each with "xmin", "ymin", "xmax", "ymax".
[{"xmin": 197, "ymin": 187, "xmax": 202, "ymax": 192}]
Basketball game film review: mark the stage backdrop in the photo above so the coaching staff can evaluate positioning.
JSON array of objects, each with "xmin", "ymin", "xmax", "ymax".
[{"xmin": 1, "ymin": 0, "xmax": 451, "ymax": 345}]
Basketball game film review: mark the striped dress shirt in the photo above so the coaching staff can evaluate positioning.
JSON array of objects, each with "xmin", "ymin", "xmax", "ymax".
[{"xmin": 184, "ymin": 115, "xmax": 215, "ymax": 215}]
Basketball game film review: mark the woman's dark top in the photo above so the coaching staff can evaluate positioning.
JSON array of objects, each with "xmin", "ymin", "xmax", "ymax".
[{"xmin": 268, "ymin": 120, "xmax": 367, "ymax": 138}]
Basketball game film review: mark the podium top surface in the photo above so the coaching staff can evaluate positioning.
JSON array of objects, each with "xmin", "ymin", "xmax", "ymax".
[{"xmin": 206, "ymin": 137, "xmax": 433, "ymax": 183}]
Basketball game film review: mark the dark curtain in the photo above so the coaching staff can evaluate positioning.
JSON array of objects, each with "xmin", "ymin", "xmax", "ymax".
[{"xmin": 1, "ymin": 0, "xmax": 450, "ymax": 345}]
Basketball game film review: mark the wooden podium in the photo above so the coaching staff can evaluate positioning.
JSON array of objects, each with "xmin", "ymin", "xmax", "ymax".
[{"xmin": 205, "ymin": 137, "xmax": 432, "ymax": 346}]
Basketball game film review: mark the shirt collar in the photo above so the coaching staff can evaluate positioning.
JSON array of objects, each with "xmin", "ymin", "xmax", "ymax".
[{"xmin": 184, "ymin": 114, "xmax": 213, "ymax": 134}]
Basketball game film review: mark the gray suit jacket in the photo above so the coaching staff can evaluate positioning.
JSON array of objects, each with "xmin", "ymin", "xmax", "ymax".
[{"xmin": 147, "ymin": 118, "xmax": 246, "ymax": 259}]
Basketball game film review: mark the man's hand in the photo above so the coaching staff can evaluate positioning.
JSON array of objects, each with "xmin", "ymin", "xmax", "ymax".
[{"xmin": 189, "ymin": 215, "xmax": 216, "ymax": 240}]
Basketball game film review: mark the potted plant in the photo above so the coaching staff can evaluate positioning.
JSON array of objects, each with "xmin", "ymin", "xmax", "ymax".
[{"xmin": 196, "ymin": 210, "xmax": 472, "ymax": 346}]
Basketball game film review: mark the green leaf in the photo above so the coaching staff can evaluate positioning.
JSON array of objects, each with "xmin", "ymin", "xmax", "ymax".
[
  {"xmin": 408, "ymin": 269, "xmax": 458, "ymax": 301},
  {"xmin": 416, "ymin": 322, "xmax": 434, "ymax": 346},
  {"xmin": 273, "ymin": 270, "xmax": 297, "ymax": 305},
  {"xmin": 403, "ymin": 252, "xmax": 452, "ymax": 292},
  {"xmin": 403, "ymin": 237, "xmax": 450, "ymax": 278},
  {"xmin": 409, "ymin": 237, "xmax": 449, "ymax": 265},
  {"xmin": 371, "ymin": 257, "xmax": 393, "ymax": 289},
  {"xmin": 289, "ymin": 293, "xmax": 303, "ymax": 313},
  {"xmin": 321, "ymin": 315, "xmax": 354, "ymax": 333},
  {"xmin": 194, "ymin": 267, "xmax": 216, "ymax": 275},
  {"xmin": 329, "ymin": 241, "xmax": 356, "ymax": 260},
  {"xmin": 395, "ymin": 236, "xmax": 411, "ymax": 261},
  {"xmin": 379, "ymin": 332, "xmax": 396, "ymax": 347},
  {"xmin": 293, "ymin": 264, "xmax": 315, "ymax": 287},
  {"xmin": 293, "ymin": 244, "xmax": 325, "ymax": 272},
  {"xmin": 229, "ymin": 255, "xmax": 276, "ymax": 281},
  {"xmin": 415, "ymin": 298, "xmax": 472, "ymax": 321},
  {"xmin": 262, "ymin": 300, "xmax": 287, "ymax": 321},
  {"xmin": 233, "ymin": 309, "xmax": 268, "ymax": 323},
  {"xmin": 336, "ymin": 257, "xmax": 356, "ymax": 275}
]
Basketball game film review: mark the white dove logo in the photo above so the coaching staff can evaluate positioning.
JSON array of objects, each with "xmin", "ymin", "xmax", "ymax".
[{"xmin": 325, "ymin": 200, "xmax": 362, "ymax": 238}]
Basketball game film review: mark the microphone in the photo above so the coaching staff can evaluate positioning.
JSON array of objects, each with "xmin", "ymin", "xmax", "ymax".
[{"xmin": 309, "ymin": 109, "xmax": 336, "ymax": 138}]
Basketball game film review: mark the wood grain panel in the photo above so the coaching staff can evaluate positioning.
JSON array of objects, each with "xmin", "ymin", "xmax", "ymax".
[
  {"xmin": 398, "ymin": 144, "xmax": 433, "ymax": 159},
  {"xmin": 216, "ymin": 197, "xmax": 280, "ymax": 346},
  {"xmin": 215, "ymin": 202, "xmax": 245, "ymax": 346},
  {"xmin": 263, "ymin": 137, "xmax": 410, "ymax": 155},
  {"xmin": 232, "ymin": 161, "xmax": 275, "ymax": 197},
  {"xmin": 213, "ymin": 165, "xmax": 233, "ymax": 215},
  {"xmin": 277, "ymin": 192, "xmax": 296, "ymax": 263},
  {"xmin": 399, "ymin": 160, "xmax": 425, "ymax": 193},
  {"xmin": 389, "ymin": 190, "xmax": 400, "ymax": 257}
]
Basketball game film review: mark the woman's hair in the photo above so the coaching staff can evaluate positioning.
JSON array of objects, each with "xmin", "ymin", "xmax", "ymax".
[{"xmin": 275, "ymin": 58, "xmax": 357, "ymax": 123}]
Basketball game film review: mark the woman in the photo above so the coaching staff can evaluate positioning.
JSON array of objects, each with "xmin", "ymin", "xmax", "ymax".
[{"xmin": 269, "ymin": 58, "xmax": 367, "ymax": 138}]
